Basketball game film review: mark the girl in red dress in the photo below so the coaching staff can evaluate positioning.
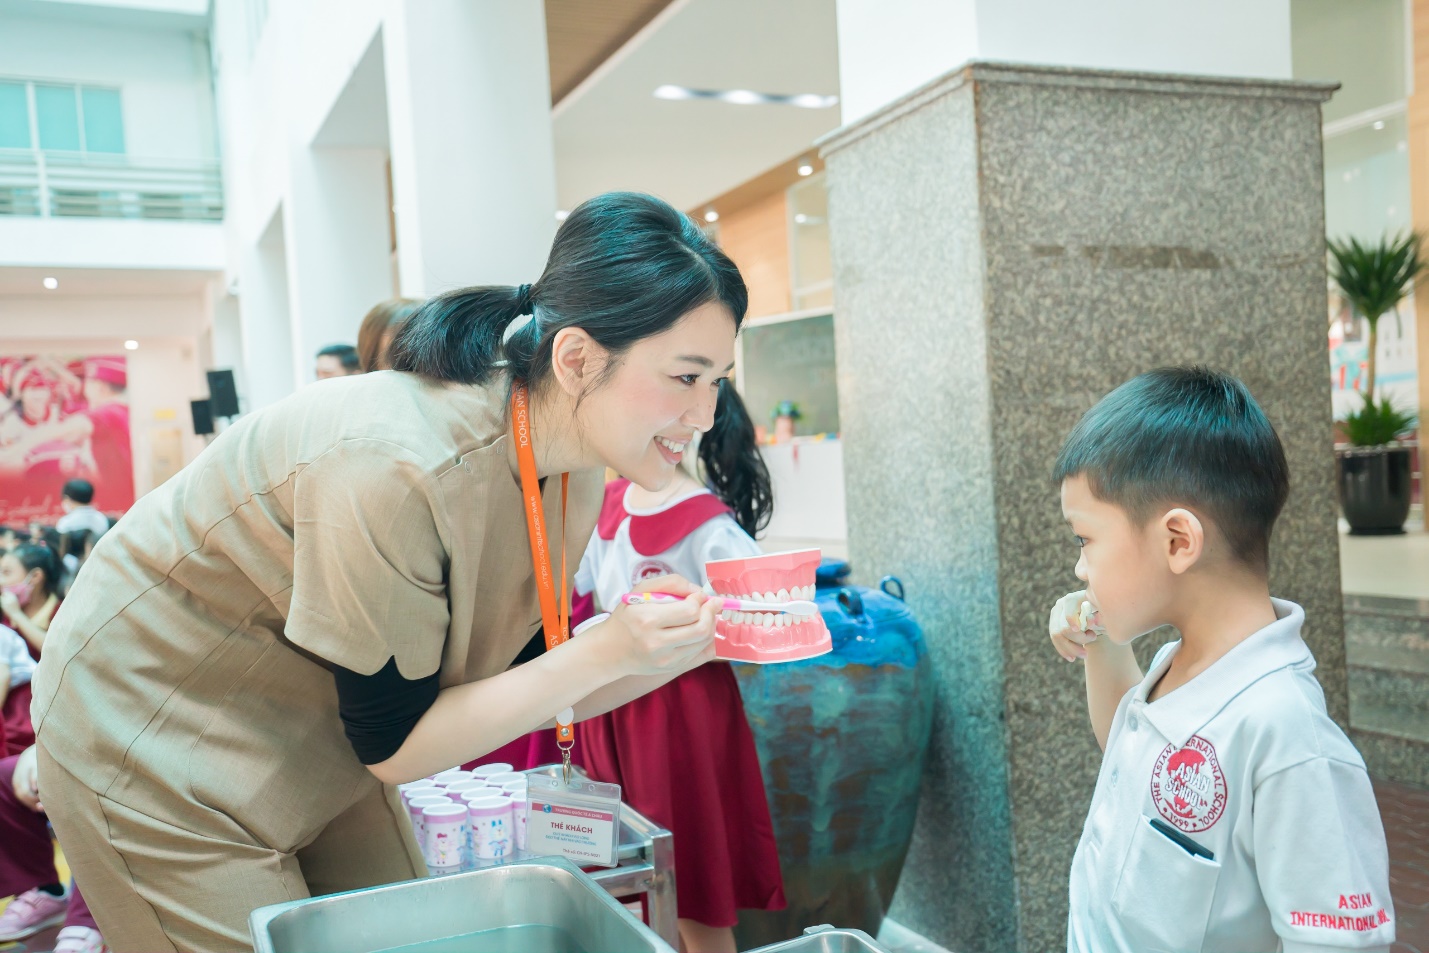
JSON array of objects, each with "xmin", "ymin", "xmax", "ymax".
[{"xmin": 572, "ymin": 381, "xmax": 784, "ymax": 953}]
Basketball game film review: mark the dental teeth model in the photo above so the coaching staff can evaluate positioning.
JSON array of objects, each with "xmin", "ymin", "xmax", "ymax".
[{"xmin": 703, "ymin": 549, "xmax": 832, "ymax": 663}]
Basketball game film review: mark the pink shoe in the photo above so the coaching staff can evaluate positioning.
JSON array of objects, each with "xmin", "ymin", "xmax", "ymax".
[
  {"xmin": 55, "ymin": 925, "xmax": 108, "ymax": 953},
  {"xmin": 0, "ymin": 888, "xmax": 68, "ymax": 941}
]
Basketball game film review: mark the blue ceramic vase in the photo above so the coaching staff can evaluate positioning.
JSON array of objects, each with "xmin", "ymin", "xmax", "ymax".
[{"xmin": 732, "ymin": 562, "xmax": 935, "ymax": 947}]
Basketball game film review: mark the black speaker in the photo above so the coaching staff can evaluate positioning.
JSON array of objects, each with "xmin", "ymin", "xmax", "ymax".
[
  {"xmin": 191, "ymin": 399, "xmax": 215, "ymax": 436},
  {"xmin": 207, "ymin": 369, "xmax": 239, "ymax": 418}
]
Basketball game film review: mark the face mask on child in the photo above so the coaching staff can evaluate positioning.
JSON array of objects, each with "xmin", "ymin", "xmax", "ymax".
[{"xmin": 3, "ymin": 579, "xmax": 33, "ymax": 606}]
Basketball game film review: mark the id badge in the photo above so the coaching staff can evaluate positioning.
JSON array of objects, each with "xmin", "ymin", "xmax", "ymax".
[{"xmin": 525, "ymin": 773, "xmax": 622, "ymax": 868}]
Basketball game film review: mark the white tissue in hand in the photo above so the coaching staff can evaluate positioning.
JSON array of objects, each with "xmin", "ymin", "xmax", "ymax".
[{"xmin": 1077, "ymin": 600, "xmax": 1094, "ymax": 630}]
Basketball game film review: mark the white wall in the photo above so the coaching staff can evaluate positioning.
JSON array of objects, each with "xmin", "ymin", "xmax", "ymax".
[
  {"xmin": 0, "ymin": 218, "xmax": 224, "ymax": 271},
  {"xmin": 837, "ymin": 0, "xmax": 1294, "ymax": 124},
  {"xmin": 0, "ymin": 14, "xmax": 219, "ymax": 161},
  {"xmin": 210, "ymin": 0, "xmax": 561, "ymax": 409},
  {"xmin": 1291, "ymin": 0, "xmax": 1408, "ymax": 124}
]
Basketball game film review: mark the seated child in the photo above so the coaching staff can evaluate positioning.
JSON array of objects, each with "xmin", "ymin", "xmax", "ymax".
[
  {"xmin": 1047, "ymin": 366, "xmax": 1394, "ymax": 952},
  {"xmin": 0, "ymin": 622, "xmax": 35, "ymax": 756}
]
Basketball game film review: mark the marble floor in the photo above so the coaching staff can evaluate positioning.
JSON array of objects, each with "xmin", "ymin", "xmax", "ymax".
[{"xmin": 1341, "ymin": 517, "xmax": 1429, "ymax": 600}]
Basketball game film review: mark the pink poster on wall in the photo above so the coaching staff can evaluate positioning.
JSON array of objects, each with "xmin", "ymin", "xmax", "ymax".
[{"xmin": 0, "ymin": 355, "xmax": 133, "ymax": 525}]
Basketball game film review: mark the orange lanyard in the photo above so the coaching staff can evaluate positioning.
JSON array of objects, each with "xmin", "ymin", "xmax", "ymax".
[{"xmin": 511, "ymin": 386, "xmax": 575, "ymax": 749}]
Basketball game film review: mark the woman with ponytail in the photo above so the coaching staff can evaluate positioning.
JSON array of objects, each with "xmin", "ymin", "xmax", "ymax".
[
  {"xmin": 30, "ymin": 192, "xmax": 749, "ymax": 952},
  {"xmin": 564, "ymin": 380, "xmax": 783, "ymax": 953}
]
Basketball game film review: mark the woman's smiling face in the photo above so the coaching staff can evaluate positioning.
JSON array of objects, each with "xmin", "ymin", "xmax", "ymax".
[{"xmin": 574, "ymin": 301, "xmax": 736, "ymax": 491}]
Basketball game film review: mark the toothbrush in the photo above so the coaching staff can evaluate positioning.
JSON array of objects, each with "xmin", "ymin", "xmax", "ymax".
[{"xmin": 622, "ymin": 591, "xmax": 819, "ymax": 617}]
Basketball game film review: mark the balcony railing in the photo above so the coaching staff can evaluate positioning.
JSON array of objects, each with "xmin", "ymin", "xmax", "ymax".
[{"xmin": 0, "ymin": 149, "xmax": 223, "ymax": 222}]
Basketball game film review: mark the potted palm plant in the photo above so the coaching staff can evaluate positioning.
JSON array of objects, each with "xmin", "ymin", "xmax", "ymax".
[{"xmin": 1328, "ymin": 232, "xmax": 1423, "ymax": 534}]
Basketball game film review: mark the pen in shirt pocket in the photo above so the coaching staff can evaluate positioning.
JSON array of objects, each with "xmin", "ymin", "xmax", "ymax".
[{"xmin": 1148, "ymin": 816, "xmax": 1216, "ymax": 861}]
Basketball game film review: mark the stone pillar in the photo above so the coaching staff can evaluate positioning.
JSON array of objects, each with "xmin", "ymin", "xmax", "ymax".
[
  {"xmin": 821, "ymin": 63, "xmax": 1340, "ymax": 951},
  {"xmin": 382, "ymin": 0, "xmax": 558, "ymax": 296}
]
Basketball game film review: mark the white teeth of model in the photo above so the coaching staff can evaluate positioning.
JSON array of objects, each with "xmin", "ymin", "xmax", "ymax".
[
  {"xmin": 763, "ymin": 591, "xmax": 777, "ymax": 603},
  {"xmin": 761, "ymin": 613, "xmax": 775, "ymax": 627},
  {"xmin": 776, "ymin": 613, "xmax": 789, "ymax": 627},
  {"xmin": 720, "ymin": 610, "xmax": 733, "ymax": 621},
  {"xmin": 776, "ymin": 588, "xmax": 790, "ymax": 603},
  {"xmin": 803, "ymin": 585, "xmax": 814, "ymax": 599}
]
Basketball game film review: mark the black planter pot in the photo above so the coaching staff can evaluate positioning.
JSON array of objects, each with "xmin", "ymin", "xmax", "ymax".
[{"xmin": 1337, "ymin": 444, "xmax": 1415, "ymax": 535}]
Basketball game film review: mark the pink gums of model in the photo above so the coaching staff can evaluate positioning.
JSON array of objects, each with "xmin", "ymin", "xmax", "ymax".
[{"xmin": 705, "ymin": 549, "xmax": 831, "ymax": 663}]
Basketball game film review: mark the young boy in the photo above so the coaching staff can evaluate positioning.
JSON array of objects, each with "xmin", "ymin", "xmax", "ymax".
[{"xmin": 1049, "ymin": 367, "xmax": 1394, "ymax": 952}]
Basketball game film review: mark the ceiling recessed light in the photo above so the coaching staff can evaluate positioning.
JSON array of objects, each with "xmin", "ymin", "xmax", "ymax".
[
  {"xmin": 720, "ymin": 89, "xmax": 762, "ymax": 106},
  {"xmin": 42, "ymin": 277, "xmax": 58, "ymax": 290},
  {"xmin": 124, "ymin": 340, "xmax": 139, "ymax": 350},
  {"xmin": 1373, "ymin": 120, "xmax": 1386, "ymax": 130},
  {"xmin": 651, "ymin": 86, "xmax": 838, "ymax": 109},
  {"xmin": 704, "ymin": 209, "xmax": 719, "ymax": 224},
  {"xmin": 794, "ymin": 214, "xmax": 809, "ymax": 224},
  {"xmin": 797, "ymin": 163, "xmax": 814, "ymax": 177},
  {"xmin": 555, "ymin": 209, "xmax": 570, "ymax": 221}
]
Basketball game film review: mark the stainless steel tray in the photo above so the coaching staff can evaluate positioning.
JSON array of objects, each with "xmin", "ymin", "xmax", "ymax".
[
  {"xmin": 248, "ymin": 856, "xmax": 677, "ymax": 953},
  {"xmin": 747, "ymin": 924, "xmax": 893, "ymax": 953}
]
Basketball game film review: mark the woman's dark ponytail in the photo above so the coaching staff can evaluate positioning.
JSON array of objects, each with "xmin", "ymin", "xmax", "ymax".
[
  {"xmin": 388, "ymin": 285, "xmax": 533, "ymax": 384},
  {"xmin": 699, "ymin": 380, "xmax": 773, "ymax": 537},
  {"xmin": 389, "ymin": 192, "xmax": 749, "ymax": 392}
]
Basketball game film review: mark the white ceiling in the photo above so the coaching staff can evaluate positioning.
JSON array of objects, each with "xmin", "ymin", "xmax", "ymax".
[{"xmin": 552, "ymin": 0, "xmax": 841, "ymax": 213}]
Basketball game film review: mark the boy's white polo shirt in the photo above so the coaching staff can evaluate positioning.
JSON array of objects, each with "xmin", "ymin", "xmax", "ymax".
[{"xmin": 1068, "ymin": 599, "xmax": 1394, "ymax": 953}]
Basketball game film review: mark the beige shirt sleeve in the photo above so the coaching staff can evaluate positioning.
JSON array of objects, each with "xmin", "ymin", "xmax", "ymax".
[{"xmin": 286, "ymin": 438, "xmax": 450, "ymax": 678}]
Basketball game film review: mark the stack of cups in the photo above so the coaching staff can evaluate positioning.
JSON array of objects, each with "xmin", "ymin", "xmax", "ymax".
[
  {"xmin": 407, "ymin": 793, "xmax": 454, "ymax": 844},
  {"xmin": 422, "ymin": 802, "xmax": 470, "ymax": 869},
  {"xmin": 466, "ymin": 795, "xmax": 515, "ymax": 861}
]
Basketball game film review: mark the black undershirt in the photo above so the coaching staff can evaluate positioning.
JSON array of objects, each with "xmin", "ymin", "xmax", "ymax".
[{"xmin": 333, "ymin": 630, "xmax": 549, "ymax": 765}]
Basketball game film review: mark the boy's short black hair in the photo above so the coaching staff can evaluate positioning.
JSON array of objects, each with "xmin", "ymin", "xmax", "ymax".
[
  {"xmin": 61, "ymin": 478, "xmax": 94, "ymax": 505},
  {"xmin": 1053, "ymin": 366, "xmax": 1290, "ymax": 572},
  {"xmin": 317, "ymin": 344, "xmax": 361, "ymax": 373}
]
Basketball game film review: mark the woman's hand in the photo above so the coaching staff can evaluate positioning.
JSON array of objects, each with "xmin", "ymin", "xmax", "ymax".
[
  {"xmin": 12, "ymin": 745, "xmax": 41, "ymax": 812},
  {"xmin": 588, "ymin": 574, "xmax": 719, "ymax": 677},
  {"xmin": 0, "ymin": 591, "xmax": 20, "ymax": 619}
]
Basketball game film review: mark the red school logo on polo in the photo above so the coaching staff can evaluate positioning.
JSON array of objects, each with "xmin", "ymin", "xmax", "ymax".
[{"xmin": 1150, "ymin": 735, "xmax": 1228, "ymax": 833}]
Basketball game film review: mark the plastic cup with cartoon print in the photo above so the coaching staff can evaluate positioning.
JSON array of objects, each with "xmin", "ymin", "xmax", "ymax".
[
  {"xmin": 484, "ymin": 772, "xmax": 526, "ymax": 787},
  {"xmin": 431, "ymin": 769, "xmax": 475, "ymax": 787},
  {"xmin": 398, "ymin": 780, "xmax": 440, "ymax": 807},
  {"xmin": 467, "ymin": 795, "xmax": 515, "ymax": 860},
  {"xmin": 459, "ymin": 787, "xmax": 500, "ymax": 804},
  {"xmin": 407, "ymin": 794, "xmax": 454, "ymax": 843},
  {"xmin": 421, "ymin": 802, "xmax": 470, "ymax": 869},
  {"xmin": 442, "ymin": 779, "xmax": 490, "ymax": 799},
  {"xmin": 500, "ymin": 779, "xmax": 528, "ymax": 796},
  {"xmin": 704, "ymin": 549, "xmax": 831, "ymax": 663},
  {"xmin": 470, "ymin": 762, "xmax": 515, "ymax": 781},
  {"xmin": 509, "ymin": 790, "xmax": 529, "ymax": 850}
]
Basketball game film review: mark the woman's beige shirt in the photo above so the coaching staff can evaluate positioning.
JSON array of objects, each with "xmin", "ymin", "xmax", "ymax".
[{"xmin": 31, "ymin": 371, "xmax": 602, "ymax": 852}]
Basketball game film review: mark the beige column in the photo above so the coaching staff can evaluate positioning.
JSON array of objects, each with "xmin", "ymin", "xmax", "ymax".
[{"xmin": 1410, "ymin": 0, "xmax": 1429, "ymax": 480}]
